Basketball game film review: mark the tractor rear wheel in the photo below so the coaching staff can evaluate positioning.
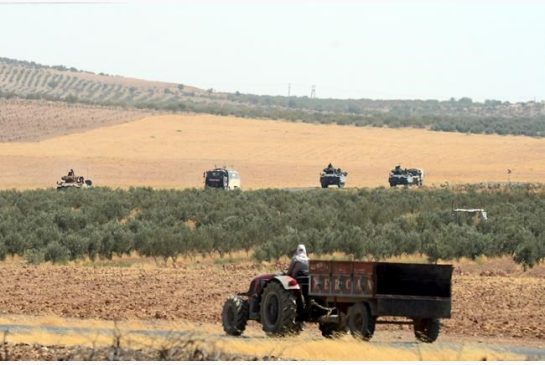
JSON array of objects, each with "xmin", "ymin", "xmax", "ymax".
[
  {"xmin": 260, "ymin": 281, "xmax": 301, "ymax": 336},
  {"xmin": 414, "ymin": 318, "xmax": 440, "ymax": 343},
  {"xmin": 222, "ymin": 295, "xmax": 249, "ymax": 336},
  {"xmin": 347, "ymin": 302, "xmax": 375, "ymax": 341}
]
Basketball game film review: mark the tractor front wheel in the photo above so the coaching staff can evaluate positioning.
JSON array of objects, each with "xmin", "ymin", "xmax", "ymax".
[
  {"xmin": 260, "ymin": 281, "xmax": 302, "ymax": 336},
  {"xmin": 222, "ymin": 295, "xmax": 249, "ymax": 336}
]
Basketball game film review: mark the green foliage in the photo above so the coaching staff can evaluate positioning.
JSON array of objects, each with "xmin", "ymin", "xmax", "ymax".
[
  {"xmin": 0, "ymin": 186, "xmax": 544, "ymax": 268},
  {"xmin": 44, "ymin": 241, "xmax": 70, "ymax": 263},
  {"xmin": 24, "ymin": 248, "xmax": 45, "ymax": 265},
  {"xmin": 512, "ymin": 230, "xmax": 544, "ymax": 270},
  {"xmin": 0, "ymin": 241, "xmax": 7, "ymax": 261}
]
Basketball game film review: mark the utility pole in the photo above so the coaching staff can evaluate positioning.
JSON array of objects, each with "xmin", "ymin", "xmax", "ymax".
[
  {"xmin": 288, "ymin": 83, "xmax": 291, "ymax": 97},
  {"xmin": 310, "ymin": 85, "xmax": 316, "ymax": 98}
]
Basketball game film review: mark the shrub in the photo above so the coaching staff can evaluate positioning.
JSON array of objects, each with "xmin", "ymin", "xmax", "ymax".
[
  {"xmin": 44, "ymin": 241, "xmax": 70, "ymax": 263},
  {"xmin": 24, "ymin": 248, "xmax": 45, "ymax": 265}
]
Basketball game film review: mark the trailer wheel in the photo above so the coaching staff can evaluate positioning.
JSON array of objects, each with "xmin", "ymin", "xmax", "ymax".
[
  {"xmin": 321, "ymin": 183, "xmax": 328, "ymax": 188},
  {"xmin": 414, "ymin": 318, "xmax": 440, "ymax": 343},
  {"xmin": 260, "ymin": 281, "xmax": 302, "ymax": 336},
  {"xmin": 347, "ymin": 302, "xmax": 375, "ymax": 341},
  {"xmin": 319, "ymin": 322, "xmax": 347, "ymax": 339},
  {"xmin": 222, "ymin": 295, "xmax": 249, "ymax": 336}
]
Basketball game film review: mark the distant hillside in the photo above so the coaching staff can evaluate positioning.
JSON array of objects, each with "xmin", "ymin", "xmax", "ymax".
[
  {"xmin": 1, "ymin": 56, "xmax": 545, "ymax": 137},
  {"xmin": 0, "ymin": 56, "xmax": 206, "ymax": 106}
]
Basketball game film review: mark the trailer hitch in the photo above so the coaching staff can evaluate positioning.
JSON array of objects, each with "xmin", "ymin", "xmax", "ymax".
[{"xmin": 309, "ymin": 299, "xmax": 336, "ymax": 315}]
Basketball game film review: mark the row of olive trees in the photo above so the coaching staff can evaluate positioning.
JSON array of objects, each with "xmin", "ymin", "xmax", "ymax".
[{"xmin": 0, "ymin": 185, "xmax": 543, "ymax": 268}]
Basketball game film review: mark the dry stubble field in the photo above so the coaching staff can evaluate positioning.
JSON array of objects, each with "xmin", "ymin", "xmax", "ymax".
[{"xmin": 0, "ymin": 114, "xmax": 544, "ymax": 189}]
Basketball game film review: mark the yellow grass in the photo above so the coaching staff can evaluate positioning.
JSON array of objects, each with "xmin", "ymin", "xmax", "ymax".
[
  {"xmin": 0, "ymin": 314, "xmax": 525, "ymax": 361},
  {"xmin": 0, "ymin": 114, "xmax": 544, "ymax": 189}
]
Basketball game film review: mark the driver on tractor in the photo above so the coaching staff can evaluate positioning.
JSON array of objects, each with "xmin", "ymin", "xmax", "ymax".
[{"xmin": 287, "ymin": 244, "xmax": 309, "ymax": 277}]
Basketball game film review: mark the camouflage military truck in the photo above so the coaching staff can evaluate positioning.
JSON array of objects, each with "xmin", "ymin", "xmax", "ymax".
[
  {"xmin": 388, "ymin": 165, "xmax": 423, "ymax": 187},
  {"xmin": 57, "ymin": 169, "xmax": 93, "ymax": 190},
  {"xmin": 320, "ymin": 163, "xmax": 348, "ymax": 188}
]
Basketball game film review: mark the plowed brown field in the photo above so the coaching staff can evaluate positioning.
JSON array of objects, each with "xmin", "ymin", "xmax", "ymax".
[
  {"xmin": 0, "ymin": 114, "xmax": 545, "ymax": 189},
  {"xmin": 0, "ymin": 258, "xmax": 543, "ymax": 341},
  {"xmin": 0, "ymin": 98, "xmax": 152, "ymax": 142}
]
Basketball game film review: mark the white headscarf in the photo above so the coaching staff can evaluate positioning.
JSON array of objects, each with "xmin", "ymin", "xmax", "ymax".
[{"xmin": 294, "ymin": 244, "xmax": 308, "ymax": 262}]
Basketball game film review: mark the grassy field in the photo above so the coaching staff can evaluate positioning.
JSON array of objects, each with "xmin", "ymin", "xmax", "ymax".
[{"xmin": 0, "ymin": 114, "xmax": 543, "ymax": 189}]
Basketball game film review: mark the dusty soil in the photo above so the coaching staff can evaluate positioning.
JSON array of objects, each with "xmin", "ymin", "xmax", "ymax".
[
  {"xmin": 0, "ymin": 325, "xmax": 536, "ymax": 361},
  {"xmin": 0, "ymin": 342, "xmax": 270, "ymax": 361},
  {"xmin": 0, "ymin": 114, "xmax": 544, "ymax": 189},
  {"xmin": 0, "ymin": 98, "xmax": 152, "ymax": 142},
  {"xmin": 0, "ymin": 258, "xmax": 543, "ymax": 341}
]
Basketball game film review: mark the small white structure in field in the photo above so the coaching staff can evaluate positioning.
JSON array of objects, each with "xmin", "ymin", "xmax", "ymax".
[{"xmin": 453, "ymin": 208, "xmax": 488, "ymax": 221}]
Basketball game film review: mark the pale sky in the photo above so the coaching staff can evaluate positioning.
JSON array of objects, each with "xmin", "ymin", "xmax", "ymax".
[{"xmin": 0, "ymin": 1, "xmax": 544, "ymax": 101}]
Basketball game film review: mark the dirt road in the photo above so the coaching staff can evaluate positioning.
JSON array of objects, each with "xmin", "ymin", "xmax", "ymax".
[{"xmin": 0, "ymin": 314, "xmax": 543, "ymax": 360}]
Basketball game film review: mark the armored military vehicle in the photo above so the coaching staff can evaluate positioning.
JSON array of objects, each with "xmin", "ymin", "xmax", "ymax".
[
  {"xmin": 320, "ymin": 163, "xmax": 347, "ymax": 188},
  {"xmin": 56, "ymin": 169, "xmax": 93, "ymax": 190},
  {"xmin": 388, "ymin": 165, "xmax": 423, "ymax": 187},
  {"xmin": 204, "ymin": 167, "xmax": 241, "ymax": 190}
]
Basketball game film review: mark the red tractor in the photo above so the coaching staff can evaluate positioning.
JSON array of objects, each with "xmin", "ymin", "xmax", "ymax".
[{"xmin": 222, "ymin": 260, "xmax": 452, "ymax": 342}]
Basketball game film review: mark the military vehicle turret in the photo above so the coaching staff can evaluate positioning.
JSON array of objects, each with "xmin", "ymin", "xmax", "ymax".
[
  {"xmin": 204, "ymin": 167, "xmax": 241, "ymax": 190},
  {"xmin": 57, "ymin": 169, "xmax": 93, "ymax": 190},
  {"xmin": 388, "ymin": 165, "xmax": 423, "ymax": 187},
  {"xmin": 320, "ymin": 163, "xmax": 347, "ymax": 188}
]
